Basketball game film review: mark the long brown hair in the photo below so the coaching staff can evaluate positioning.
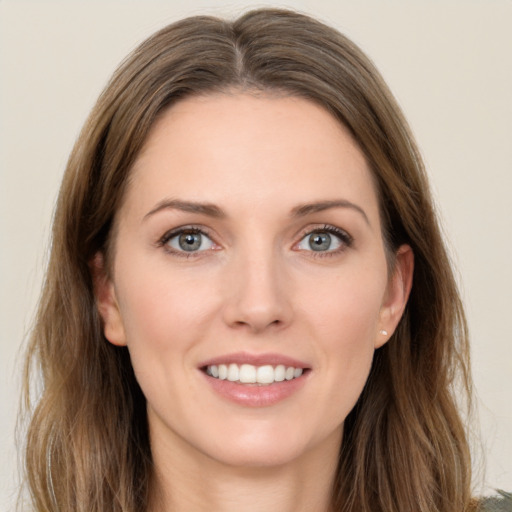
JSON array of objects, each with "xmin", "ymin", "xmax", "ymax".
[{"xmin": 21, "ymin": 8, "xmax": 475, "ymax": 512}]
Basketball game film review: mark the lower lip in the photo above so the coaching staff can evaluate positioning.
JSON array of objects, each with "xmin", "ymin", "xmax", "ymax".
[{"xmin": 201, "ymin": 371, "xmax": 309, "ymax": 407}]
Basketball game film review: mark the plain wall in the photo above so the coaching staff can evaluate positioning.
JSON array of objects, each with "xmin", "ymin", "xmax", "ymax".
[{"xmin": 1, "ymin": 1, "xmax": 511, "ymax": 509}]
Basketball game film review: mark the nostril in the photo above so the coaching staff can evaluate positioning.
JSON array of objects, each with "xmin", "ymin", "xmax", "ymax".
[
  {"xmin": 222, "ymin": 275, "xmax": 294, "ymax": 332},
  {"xmin": 231, "ymin": 317, "xmax": 284, "ymax": 332}
]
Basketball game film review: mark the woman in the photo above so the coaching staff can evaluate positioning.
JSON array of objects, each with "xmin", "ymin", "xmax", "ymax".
[{"xmin": 20, "ymin": 7, "xmax": 509, "ymax": 512}]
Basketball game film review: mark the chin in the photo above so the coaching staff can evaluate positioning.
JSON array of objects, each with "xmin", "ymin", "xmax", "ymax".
[
  {"xmin": 197, "ymin": 420, "xmax": 342, "ymax": 470},
  {"xmin": 206, "ymin": 440, "xmax": 311, "ymax": 469}
]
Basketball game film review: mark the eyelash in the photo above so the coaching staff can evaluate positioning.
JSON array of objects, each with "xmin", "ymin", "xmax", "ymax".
[
  {"xmin": 157, "ymin": 225, "xmax": 217, "ymax": 258},
  {"xmin": 156, "ymin": 224, "xmax": 353, "ymax": 258},
  {"xmin": 296, "ymin": 224, "xmax": 354, "ymax": 258}
]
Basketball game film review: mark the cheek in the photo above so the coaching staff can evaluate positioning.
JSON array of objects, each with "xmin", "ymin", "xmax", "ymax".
[
  {"xmin": 321, "ymin": 292, "xmax": 380, "ymax": 386},
  {"xmin": 301, "ymin": 261, "xmax": 386, "ymax": 343},
  {"xmin": 114, "ymin": 254, "xmax": 223, "ymax": 370},
  {"xmin": 113, "ymin": 261, "xmax": 222, "ymax": 413},
  {"xmin": 299, "ymin": 263, "xmax": 386, "ymax": 406}
]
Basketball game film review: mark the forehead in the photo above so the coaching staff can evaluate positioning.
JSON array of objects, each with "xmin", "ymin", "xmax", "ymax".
[{"xmin": 125, "ymin": 93, "xmax": 380, "ymax": 222}]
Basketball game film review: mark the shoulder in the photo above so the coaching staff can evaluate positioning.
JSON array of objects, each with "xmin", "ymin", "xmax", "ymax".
[{"xmin": 479, "ymin": 491, "xmax": 512, "ymax": 512}]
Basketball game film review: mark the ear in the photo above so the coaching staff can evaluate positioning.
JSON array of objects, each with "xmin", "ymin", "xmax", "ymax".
[
  {"xmin": 90, "ymin": 252, "xmax": 127, "ymax": 346},
  {"xmin": 375, "ymin": 244, "xmax": 414, "ymax": 348}
]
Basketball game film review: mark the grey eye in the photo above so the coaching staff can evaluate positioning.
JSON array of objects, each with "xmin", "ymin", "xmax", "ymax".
[
  {"xmin": 179, "ymin": 232, "xmax": 203, "ymax": 251},
  {"xmin": 297, "ymin": 230, "xmax": 344, "ymax": 252},
  {"xmin": 309, "ymin": 232, "xmax": 332, "ymax": 251},
  {"xmin": 166, "ymin": 231, "xmax": 215, "ymax": 252}
]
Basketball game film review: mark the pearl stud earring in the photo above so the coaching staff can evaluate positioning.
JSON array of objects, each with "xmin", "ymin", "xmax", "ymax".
[{"xmin": 379, "ymin": 329, "xmax": 388, "ymax": 336}]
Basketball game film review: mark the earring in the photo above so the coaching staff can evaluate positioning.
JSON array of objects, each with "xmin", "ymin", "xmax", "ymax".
[{"xmin": 379, "ymin": 329, "xmax": 388, "ymax": 336}]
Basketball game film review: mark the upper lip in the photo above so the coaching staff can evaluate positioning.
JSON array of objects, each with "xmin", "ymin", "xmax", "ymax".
[{"xmin": 198, "ymin": 352, "xmax": 310, "ymax": 369}]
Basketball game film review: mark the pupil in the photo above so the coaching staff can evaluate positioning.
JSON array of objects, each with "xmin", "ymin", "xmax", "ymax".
[
  {"xmin": 179, "ymin": 232, "xmax": 201, "ymax": 251},
  {"xmin": 309, "ymin": 232, "xmax": 331, "ymax": 251}
]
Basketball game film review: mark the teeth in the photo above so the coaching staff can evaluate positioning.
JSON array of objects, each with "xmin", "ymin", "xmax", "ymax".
[
  {"xmin": 218, "ymin": 364, "xmax": 228, "ymax": 380},
  {"xmin": 227, "ymin": 363, "xmax": 239, "ymax": 382},
  {"xmin": 206, "ymin": 363, "xmax": 304, "ymax": 385},
  {"xmin": 274, "ymin": 365, "xmax": 285, "ymax": 382},
  {"xmin": 256, "ymin": 365, "xmax": 273, "ymax": 384},
  {"xmin": 239, "ymin": 364, "xmax": 256, "ymax": 383}
]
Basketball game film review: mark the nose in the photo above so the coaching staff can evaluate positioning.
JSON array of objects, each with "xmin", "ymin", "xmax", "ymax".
[{"xmin": 222, "ymin": 246, "xmax": 293, "ymax": 334}]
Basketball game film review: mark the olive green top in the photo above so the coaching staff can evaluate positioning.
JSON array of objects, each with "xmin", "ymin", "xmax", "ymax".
[{"xmin": 481, "ymin": 491, "xmax": 512, "ymax": 511}]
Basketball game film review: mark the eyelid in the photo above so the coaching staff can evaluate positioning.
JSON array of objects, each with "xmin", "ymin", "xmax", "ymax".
[
  {"xmin": 157, "ymin": 225, "xmax": 220, "ymax": 255},
  {"xmin": 294, "ymin": 224, "xmax": 354, "ymax": 254},
  {"xmin": 156, "ymin": 223, "xmax": 353, "ymax": 257}
]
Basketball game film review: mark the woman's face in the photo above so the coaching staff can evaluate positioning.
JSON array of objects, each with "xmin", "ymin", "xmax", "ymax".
[{"xmin": 96, "ymin": 93, "xmax": 412, "ymax": 469}]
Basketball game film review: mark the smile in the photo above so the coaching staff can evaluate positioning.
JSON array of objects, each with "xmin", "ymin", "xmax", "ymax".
[{"xmin": 205, "ymin": 363, "xmax": 304, "ymax": 385}]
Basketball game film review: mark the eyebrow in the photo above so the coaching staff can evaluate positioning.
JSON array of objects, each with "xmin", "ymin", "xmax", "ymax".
[
  {"xmin": 143, "ymin": 199, "xmax": 226, "ymax": 221},
  {"xmin": 143, "ymin": 198, "xmax": 370, "ymax": 225},
  {"xmin": 291, "ymin": 200, "xmax": 370, "ymax": 225}
]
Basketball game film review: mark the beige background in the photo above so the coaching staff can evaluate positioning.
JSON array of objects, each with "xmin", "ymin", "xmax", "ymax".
[{"xmin": 1, "ymin": 1, "xmax": 511, "ymax": 509}]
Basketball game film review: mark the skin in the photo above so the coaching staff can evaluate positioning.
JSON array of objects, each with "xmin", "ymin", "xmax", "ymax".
[{"xmin": 95, "ymin": 93, "xmax": 413, "ymax": 512}]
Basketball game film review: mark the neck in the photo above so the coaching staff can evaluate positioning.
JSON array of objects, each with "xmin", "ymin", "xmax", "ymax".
[{"xmin": 147, "ymin": 427, "xmax": 340, "ymax": 512}]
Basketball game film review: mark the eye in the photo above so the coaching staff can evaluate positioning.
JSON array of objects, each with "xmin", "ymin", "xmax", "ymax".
[
  {"xmin": 296, "ymin": 227, "xmax": 352, "ymax": 253},
  {"xmin": 162, "ymin": 228, "xmax": 216, "ymax": 253}
]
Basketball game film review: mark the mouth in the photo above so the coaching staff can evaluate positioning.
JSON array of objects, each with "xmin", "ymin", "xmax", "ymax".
[
  {"xmin": 198, "ymin": 352, "xmax": 311, "ymax": 406},
  {"xmin": 202, "ymin": 363, "xmax": 307, "ymax": 386}
]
